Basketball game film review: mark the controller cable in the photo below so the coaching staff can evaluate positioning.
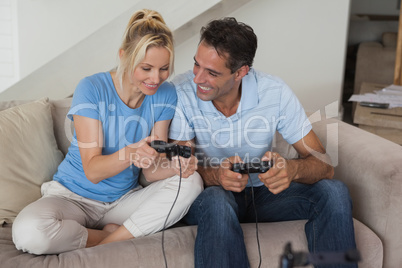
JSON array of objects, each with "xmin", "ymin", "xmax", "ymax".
[
  {"xmin": 160, "ymin": 157, "xmax": 263, "ymax": 268},
  {"xmin": 249, "ymin": 177, "xmax": 262, "ymax": 268},
  {"xmin": 231, "ymin": 161, "xmax": 263, "ymax": 268},
  {"xmin": 161, "ymin": 156, "xmax": 182, "ymax": 268}
]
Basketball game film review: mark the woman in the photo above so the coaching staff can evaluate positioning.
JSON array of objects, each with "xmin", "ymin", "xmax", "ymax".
[{"xmin": 12, "ymin": 9, "xmax": 202, "ymax": 255}]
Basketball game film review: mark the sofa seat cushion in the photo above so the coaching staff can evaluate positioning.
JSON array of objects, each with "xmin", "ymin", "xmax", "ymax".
[
  {"xmin": 0, "ymin": 99, "xmax": 64, "ymax": 224},
  {"xmin": 0, "ymin": 219, "xmax": 382, "ymax": 268}
]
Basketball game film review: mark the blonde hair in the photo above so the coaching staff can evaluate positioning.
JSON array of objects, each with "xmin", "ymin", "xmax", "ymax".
[{"xmin": 116, "ymin": 9, "xmax": 174, "ymax": 90}]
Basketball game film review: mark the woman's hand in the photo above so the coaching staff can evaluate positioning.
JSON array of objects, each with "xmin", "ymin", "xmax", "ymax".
[{"xmin": 129, "ymin": 136, "xmax": 159, "ymax": 169}]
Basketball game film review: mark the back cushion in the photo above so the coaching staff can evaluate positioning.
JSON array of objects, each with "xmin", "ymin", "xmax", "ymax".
[
  {"xmin": 50, "ymin": 98, "xmax": 73, "ymax": 156},
  {"xmin": 0, "ymin": 98, "xmax": 73, "ymax": 156},
  {"xmin": 0, "ymin": 98, "xmax": 64, "ymax": 224}
]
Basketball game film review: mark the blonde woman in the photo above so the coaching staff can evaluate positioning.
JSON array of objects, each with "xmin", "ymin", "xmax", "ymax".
[{"xmin": 12, "ymin": 9, "xmax": 202, "ymax": 255}]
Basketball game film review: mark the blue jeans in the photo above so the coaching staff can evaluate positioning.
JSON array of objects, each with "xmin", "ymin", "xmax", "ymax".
[{"xmin": 183, "ymin": 179, "xmax": 357, "ymax": 268}]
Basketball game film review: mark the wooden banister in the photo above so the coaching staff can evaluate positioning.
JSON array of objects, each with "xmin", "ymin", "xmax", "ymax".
[{"xmin": 394, "ymin": 0, "xmax": 402, "ymax": 85}]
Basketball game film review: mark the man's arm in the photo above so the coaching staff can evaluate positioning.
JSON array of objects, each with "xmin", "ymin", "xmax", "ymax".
[
  {"xmin": 259, "ymin": 130, "xmax": 334, "ymax": 194},
  {"xmin": 287, "ymin": 129, "xmax": 334, "ymax": 183},
  {"xmin": 196, "ymin": 165, "xmax": 220, "ymax": 186}
]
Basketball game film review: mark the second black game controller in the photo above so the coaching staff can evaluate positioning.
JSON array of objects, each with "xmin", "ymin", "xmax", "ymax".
[
  {"xmin": 231, "ymin": 160, "xmax": 273, "ymax": 174},
  {"xmin": 150, "ymin": 140, "xmax": 191, "ymax": 160}
]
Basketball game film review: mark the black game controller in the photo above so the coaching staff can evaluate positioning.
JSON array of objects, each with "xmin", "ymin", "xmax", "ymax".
[
  {"xmin": 150, "ymin": 140, "xmax": 192, "ymax": 160},
  {"xmin": 232, "ymin": 160, "xmax": 273, "ymax": 174}
]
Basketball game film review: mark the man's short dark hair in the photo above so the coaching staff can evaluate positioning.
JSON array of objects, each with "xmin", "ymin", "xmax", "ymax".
[{"xmin": 200, "ymin": 17, "xmax": 257, "ymax": 73}]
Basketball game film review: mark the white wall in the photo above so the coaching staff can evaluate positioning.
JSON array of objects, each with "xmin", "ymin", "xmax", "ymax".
[
  {"xmin": 0, "ymin": 0, "xmax": 222, "ymax": 100},
  {"xmin": 16, "ymin": 0, "xmax": 224, "ymax": 83},
  {"xmin": 2, "ymin": 0, "xmax": 351, "ymax": 114},
  {"xmin": 0, "ymin": 0, "xmax": 18, "ymax": 93},
  {"xmin": 0, "ymin": 0, "xmax": 139, "ymax": 94},
  {"xmin": 17, "ymin": 0, "xmax": 141, "ymax": 79},
  {"xmin": 174, "ymin": 0, "xmax": 351, "ymax": 113}
]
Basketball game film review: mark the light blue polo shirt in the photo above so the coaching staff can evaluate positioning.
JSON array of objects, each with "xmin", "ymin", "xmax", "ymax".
[{"xmin": 169, "ymin": 69, "xmax": 312, "ymax": 187}]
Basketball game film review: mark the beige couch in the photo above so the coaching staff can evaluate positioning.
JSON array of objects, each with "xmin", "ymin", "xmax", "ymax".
[
  {"xmin": 0, "ymin": 97, "xmax": 401, "ymax": 268},
  {"xmin": 353, "ymin": 32, "xmax": 397, "ymax": 96}
]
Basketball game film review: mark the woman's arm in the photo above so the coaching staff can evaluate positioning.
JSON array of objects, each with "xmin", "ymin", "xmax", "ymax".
[
  {"xmin": 142, "ymin": 120, "xmax": 198, "ymax": 182},
  {"xmin": 141, "ymin": 119, "xmax": 175, "ymax": 181},
  {"xmin": 74, "ymin": 115, "xmax": 157, "ymax": 184}
]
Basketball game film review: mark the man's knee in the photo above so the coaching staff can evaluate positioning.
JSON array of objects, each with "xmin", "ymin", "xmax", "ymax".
[
  {"xmin": 197, "ymin": 186, "xmax": 238, "ymax": 216},
  {"xmin": 316, "ymin": 179, "xmax": 353, "ymax": 212}
]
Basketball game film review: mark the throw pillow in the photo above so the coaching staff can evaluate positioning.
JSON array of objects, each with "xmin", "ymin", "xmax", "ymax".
[
  {"xmin": 0, "ymin": 98, "xmax": 64, "ymax": 224},
  {"xmin": 50, "ymin": 98, "xmax": 73, "ymax": 156}
]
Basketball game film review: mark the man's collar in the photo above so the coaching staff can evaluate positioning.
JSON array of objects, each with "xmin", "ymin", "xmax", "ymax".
[{"xmin": 239, "ymin": 69, "xmax": 258, "ymax": 112}]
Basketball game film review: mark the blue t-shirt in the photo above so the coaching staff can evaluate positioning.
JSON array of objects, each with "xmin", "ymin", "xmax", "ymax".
[
  {"xmin": 54, "ymin": 72, "xmax": 177, "ymax": 202},
  {"xmin": 169, "ymin": 69, "xmax": 312, "ymax": 187}
]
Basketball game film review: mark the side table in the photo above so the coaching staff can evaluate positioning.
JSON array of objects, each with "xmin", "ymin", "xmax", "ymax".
[{"xmin": 353, "ymin": 82, "xmax": 402, "ymax": 145}]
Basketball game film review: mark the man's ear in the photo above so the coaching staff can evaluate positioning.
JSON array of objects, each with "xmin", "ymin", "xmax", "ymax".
[{"xmin": 235, "ymin": 65, "xmax": 250, "ymax": 81}]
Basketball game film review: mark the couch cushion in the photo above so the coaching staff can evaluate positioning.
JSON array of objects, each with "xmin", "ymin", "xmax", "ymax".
[
  {"xmin": 50, "ymin": 98, "xmax": 73, "ymax": 156},
  {"xmin": 0, "ymin": 219, "xmax": 382, "ymax": 268},
  {"xmin": 0, "ymin": 98, "xmax": 73, "ymax": 156},
  {"xmin": 0, "ymin": 98, "xmax": 64, "ymax": 224},
  {"xmin": 0, "ymin": 100, "xmax": 30, "ymax": 111}
]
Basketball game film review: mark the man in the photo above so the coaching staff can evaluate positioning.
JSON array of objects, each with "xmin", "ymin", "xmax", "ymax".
[{"xmin": 169, "ymin": 17, "xmax": 356, "ymax": 268}]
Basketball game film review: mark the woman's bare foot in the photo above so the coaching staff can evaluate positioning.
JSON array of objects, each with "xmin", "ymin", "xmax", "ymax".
[
  {"xmin": 103, "ymin": 223, "xmax": 120, "ymax": 233},
  {"xmin": 98, "ymin": 225, "xmax": 134, "ymax": 246},
  {"xmin": 86, "ymin": 224, "xmax": 122, "ymax": 248}
]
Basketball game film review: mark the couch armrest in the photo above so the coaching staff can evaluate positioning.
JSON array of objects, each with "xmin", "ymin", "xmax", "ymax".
[{"xmin": 312, "ymin": 118, "xmax": 402, "ymax": 267}]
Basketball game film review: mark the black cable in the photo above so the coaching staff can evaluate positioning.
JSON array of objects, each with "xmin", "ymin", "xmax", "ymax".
[
  {"xmin": 249, "ymin": 178, "xmax": 262, "ymax": 268},
  {"xmin": 229, "ymin": 160, "xmax": 263, "ymax": 268},
  {"xmin": 162, "ymin": 157, "xmax": 182, "ymax": 268}
]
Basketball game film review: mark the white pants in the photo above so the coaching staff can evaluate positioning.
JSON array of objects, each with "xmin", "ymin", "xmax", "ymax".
[{"xmin": 12, "ymin": 173, "xmax": 203, "ymax": 255}]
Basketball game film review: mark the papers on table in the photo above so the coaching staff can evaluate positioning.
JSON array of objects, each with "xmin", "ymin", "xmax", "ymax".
[
  {"xmin": 348, "ymin": 84, "xmax": 402, "ymax": 108},
  {"xmin": 381, "ymin": 84, "xmax": 402, "ymax": 94}
]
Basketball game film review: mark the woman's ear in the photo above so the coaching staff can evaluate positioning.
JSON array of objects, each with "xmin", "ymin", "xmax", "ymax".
[
  {"xmin": 235, "ymin": 65, "xmax": 250, "ymax": 81},
  {"xmin": 119, "ymin": 49, "xmax": 125, "ymax": 59}
]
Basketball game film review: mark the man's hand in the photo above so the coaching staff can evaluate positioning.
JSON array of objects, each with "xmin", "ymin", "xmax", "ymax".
[
  {"xmin": 219, "ymin": 156, "xmax": 249, "ymax": 192},
  {"xmin": 258, "ymin": 151, "xmax": 296, "ymax": 195},
  {"xmin": 171, "ymin": 154, "xmax": 198, "ymax": 178}
]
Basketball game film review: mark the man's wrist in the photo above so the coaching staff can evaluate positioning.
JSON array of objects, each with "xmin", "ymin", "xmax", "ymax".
[
  {"xmin": 286, "ymin": 159, "xmax": 300, "ymax": 181},
  {"xmin": 197, "ymin": 164, "xmax": 220, "ymax": 186}
]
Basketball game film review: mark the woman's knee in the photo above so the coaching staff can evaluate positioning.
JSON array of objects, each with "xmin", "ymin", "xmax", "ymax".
[
  {"xmin": 176, "ymin": 171, "xmax": 204, "ymax": 200},
  {"xmin": 12, "ymin": 207, "xmax": 56, "ymax": 254}
]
